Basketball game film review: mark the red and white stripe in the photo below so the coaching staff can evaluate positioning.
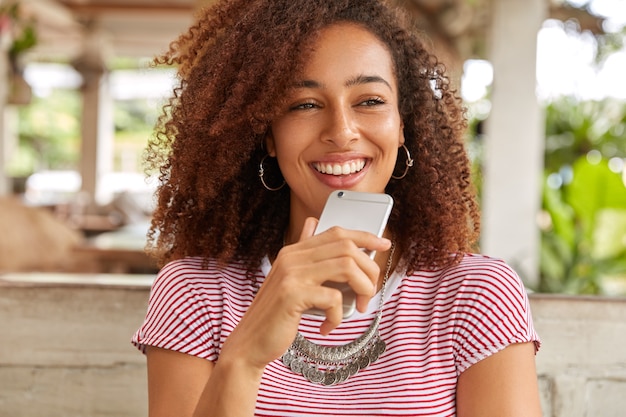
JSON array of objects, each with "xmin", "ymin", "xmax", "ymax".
[{"xmin": 133, "ymin": 253, "xmax": 540, "ymax": 416}]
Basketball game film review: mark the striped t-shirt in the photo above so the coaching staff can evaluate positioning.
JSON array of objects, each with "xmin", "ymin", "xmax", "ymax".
[{"xmin": 132, "ymin": 253, "xmax": 540, "ymax": 416}]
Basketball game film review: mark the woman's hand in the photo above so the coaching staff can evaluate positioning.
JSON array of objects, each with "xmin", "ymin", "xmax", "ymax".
[{"xmin": 219, "ymin": 216, "xmax": 392, "ymax": 372}]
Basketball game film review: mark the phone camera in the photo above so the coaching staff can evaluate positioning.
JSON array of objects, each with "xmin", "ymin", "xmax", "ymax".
[{"xmin": 338, "ymin": 191, "xmax": 344, "ymax": 198}]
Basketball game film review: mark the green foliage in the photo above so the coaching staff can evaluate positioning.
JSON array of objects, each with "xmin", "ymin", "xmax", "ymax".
[
  {"xmin": 595, "ymin": 26, "xmax": 626, "ymax": 65},
  {"xmin": 1, "ymin": 2, "xmax": 38, "ymax": 58},
  {"xmin": 9, "ymin": 73, "xmax": 159, "ymax": 176},
  {"xmin": 544, "ymin": 98, "xmax": 626, "ymax": 171},
  {"xmin": 114, "ymin": 99, "xmax": 158, "ymax": 133},
  {"xmin": 9, "ymin": 89, "xmax": 81, "ymax": 176},
  {"xmin": 540, "ymin": 98, "xmax": 626, "ymax": 295},
  {"xmin": 113, "ymin": 98, "xmax": 158, "ymax": 171}
]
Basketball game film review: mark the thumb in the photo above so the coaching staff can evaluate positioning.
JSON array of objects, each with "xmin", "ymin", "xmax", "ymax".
[{"xmin": 299, "ymin": 217, "xmax": 319, "ymax": 240}]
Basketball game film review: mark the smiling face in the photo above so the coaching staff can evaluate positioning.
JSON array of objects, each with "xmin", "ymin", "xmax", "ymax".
[{"xmin": 267, "ymin": 22, "xmax": 404, "ymax": 231}]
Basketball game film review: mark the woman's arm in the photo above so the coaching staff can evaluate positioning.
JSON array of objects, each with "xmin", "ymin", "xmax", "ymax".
[
  {"xmin": 456, "ymin": 342, "xmax": 542, "ymax": 417},
  {"xmin": 146, "ymin": 347, "xmax": 214, "ymax": 417},
  {"xmin": 146, "ymin": 346, "xmax": 264, "ymax": 417}
]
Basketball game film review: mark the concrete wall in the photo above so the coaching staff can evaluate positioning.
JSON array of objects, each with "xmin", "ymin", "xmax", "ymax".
[
  {"xmin": 0, "ymin": 275, "xmax": 625, "ymax": 417},
  {"xmin": 532, "ymin": 294, "xmax": 626, "ymax": 417},
  {"xmin": 0, "ymin": 275, "xmax": 151, "ymax": 417}
]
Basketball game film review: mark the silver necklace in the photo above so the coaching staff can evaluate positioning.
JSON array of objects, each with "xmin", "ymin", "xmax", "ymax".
[{"xmin": 281, "ymin": 242, "xmax": 396, "ymax": 386}]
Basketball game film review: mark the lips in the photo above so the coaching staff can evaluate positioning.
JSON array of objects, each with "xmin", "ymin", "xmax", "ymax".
[{"xmin": 313, "ymin": 159, "xmax": 367, "ymax": 176}]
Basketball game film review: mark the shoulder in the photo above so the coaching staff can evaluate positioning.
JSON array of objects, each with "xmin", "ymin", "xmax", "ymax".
[
  {"xmin": 410, "ymin": 253, "xmax": 534, "ymax": 335},
  {"xmin": 437, "ymin": 253, "xmax": 529, "ymax": 302},
  {"xmin": 149, "ymin": 257, "xmax": 256, "ymax": 301},
  {"xmin": 437, "ymin": 253, "xmax": 536, "ymax": 335},
  {"xmin": 156, "ymin": 256, "xmax": 250, "ymax": 278},
  {"xmin": 134, "ymin": 257, "xmax": 256, "ymax": 359},
  {"xmin": 443, "ymin": 253, "xmax": 520, "ymax": 279},
  {"xmin": 433, "ymin": 254, "xmax": 540, "ymax": 372}
]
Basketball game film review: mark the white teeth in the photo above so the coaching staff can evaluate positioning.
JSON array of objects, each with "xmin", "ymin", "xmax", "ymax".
[{"xmin": 314, "ymin": 160, "xmax": 366, "ymax": 176}]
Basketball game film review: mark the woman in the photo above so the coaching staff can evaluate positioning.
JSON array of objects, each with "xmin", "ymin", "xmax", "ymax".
[{"xmin": 133, "ymin": 0, "xmax": 542, "ymax": 416}]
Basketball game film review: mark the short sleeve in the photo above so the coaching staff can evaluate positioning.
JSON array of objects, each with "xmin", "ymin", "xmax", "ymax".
[
  {"xmin": 131, "ymin": 259, "xmax": 221, "ymax": 361},
  {"xmin": 451, "ymin": 257, "xmax": 540, "ymax": 374}
]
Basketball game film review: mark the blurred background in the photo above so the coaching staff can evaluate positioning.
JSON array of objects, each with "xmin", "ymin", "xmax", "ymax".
[
  {"xmin": 0, "ymin": 1, "xmax": 625, "ymax": 417},
  {"xmin": 0, "ymin": 0, "xmax": 624, "ymax": 291}
]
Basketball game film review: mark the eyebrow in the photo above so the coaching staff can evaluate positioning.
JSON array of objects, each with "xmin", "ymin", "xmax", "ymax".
[
  {"xmin": 294, "ymin": 74, "xmax": 392, "ymax": 91},
  {"xmin": 346, "ymin": 74, "xmax": 392, "ymax": 90}
]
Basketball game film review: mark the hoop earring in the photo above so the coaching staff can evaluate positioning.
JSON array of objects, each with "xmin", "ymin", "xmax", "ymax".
[
  {"xmin": 259, "ymin": 154, "xmax": 286, "ymax": 191},
  {"xmin": 391, "ymin": 144, "xmax": 414, "ymax": 180}
]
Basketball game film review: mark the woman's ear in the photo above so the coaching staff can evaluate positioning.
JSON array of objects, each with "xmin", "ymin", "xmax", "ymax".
[{"xmin": 264, "ymin": 132, "xmax": 277, "ymax": 157}]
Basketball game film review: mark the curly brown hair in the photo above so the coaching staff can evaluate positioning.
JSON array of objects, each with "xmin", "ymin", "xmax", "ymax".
[{"xmin": 145, "ymin": 0, "xmax": 480, "ymax": 274}]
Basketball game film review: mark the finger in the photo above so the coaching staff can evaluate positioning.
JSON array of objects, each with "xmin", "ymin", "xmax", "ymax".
[
  {"xmin": 333, "ymin": 253, "xmax": 379, "ymax": 296},
  {"xmin": 283, "ymin": 238, "xmax": 384, "ymax": 302},
  {"xmin": 295, "ymin": 223, "xmax": 390, "ymax": 256},
  {"xmin": 303, "ymin": 287, "xmax": 343, "ymax": 335},
  {"xmin": 289, "ymin": 254, "xmax": 377, "ymax": 299},
  {"xmin": 299, "ymin": 217, "xmax": 318, "ymax": 240},
  {"xmin": 291, "ymin": 231, "xmax": 387, "ymax": 271},
  {"xmin": 301, "ymin": 255, "xmax": 380, "ymax": 317},
  {"xmin": 355, "ymin": 293, "xmax": 372, "ymax": 313},
  {"xmin": 314, "ymin": 226, "xmax": 392, "ymax": 259},
  {"xmin": 320, "ymin": 317, "xmax": 340, "ymax": 336}
]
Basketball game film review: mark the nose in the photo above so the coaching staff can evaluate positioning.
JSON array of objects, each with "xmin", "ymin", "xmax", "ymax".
[{"xmin": 322, "ymin": 105, "xmax": 358, "ymax": 148}]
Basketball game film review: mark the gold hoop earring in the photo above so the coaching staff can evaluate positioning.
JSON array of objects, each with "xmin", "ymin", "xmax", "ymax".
[
  {"xmin": 391, "ymin": 144, "xmax": 414, "ymax": 180},
  {"xmin": 259, "ymin": 154, "xmax": 286, "ymax": 191}
]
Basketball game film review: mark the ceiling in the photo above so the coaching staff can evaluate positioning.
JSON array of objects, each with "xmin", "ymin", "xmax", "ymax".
[
  {"xmin": 14, "ymin": 0, "xmax": 604, "ymax": 68},
  {"xmin": 20, "ymin": 0, "xmax": 204, "ymax": 62}
]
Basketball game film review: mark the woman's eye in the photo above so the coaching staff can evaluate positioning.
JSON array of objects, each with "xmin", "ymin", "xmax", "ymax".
[
  {"xmin": 290, "ymin": 102, "xmax": 317, "ymax": 111},
  {"xmin": 360, "ymin": 97, "xmax": 385, "ymax": 106}
]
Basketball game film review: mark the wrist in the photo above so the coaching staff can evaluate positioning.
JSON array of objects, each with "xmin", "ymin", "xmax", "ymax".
[
  {"xmin": 193, "ymin": 351, "xmax": 265, "ymax": 417},
  {"xmin": 216, "ymin": 346, "xmax": 267, "ymax": 381}
]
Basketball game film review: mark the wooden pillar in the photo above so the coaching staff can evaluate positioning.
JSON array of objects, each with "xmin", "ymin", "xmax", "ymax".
[
  {"xmin": 481, "ymin": 0, "xmax": 547, "ymax": 287},
  {"xmin": 77, "ymin": 66, "xmax": 113, "ymax": 205}
]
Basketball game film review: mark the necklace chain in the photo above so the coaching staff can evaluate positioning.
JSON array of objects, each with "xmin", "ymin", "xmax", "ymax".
[{"xmin": 281, "ymin": 242, "xmax": 396, "ymax": 385}]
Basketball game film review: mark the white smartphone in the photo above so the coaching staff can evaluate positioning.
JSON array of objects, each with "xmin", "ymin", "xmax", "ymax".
[{"xmin": 306, "ymin": 190, "xmax": 394, "ymax": 318}]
